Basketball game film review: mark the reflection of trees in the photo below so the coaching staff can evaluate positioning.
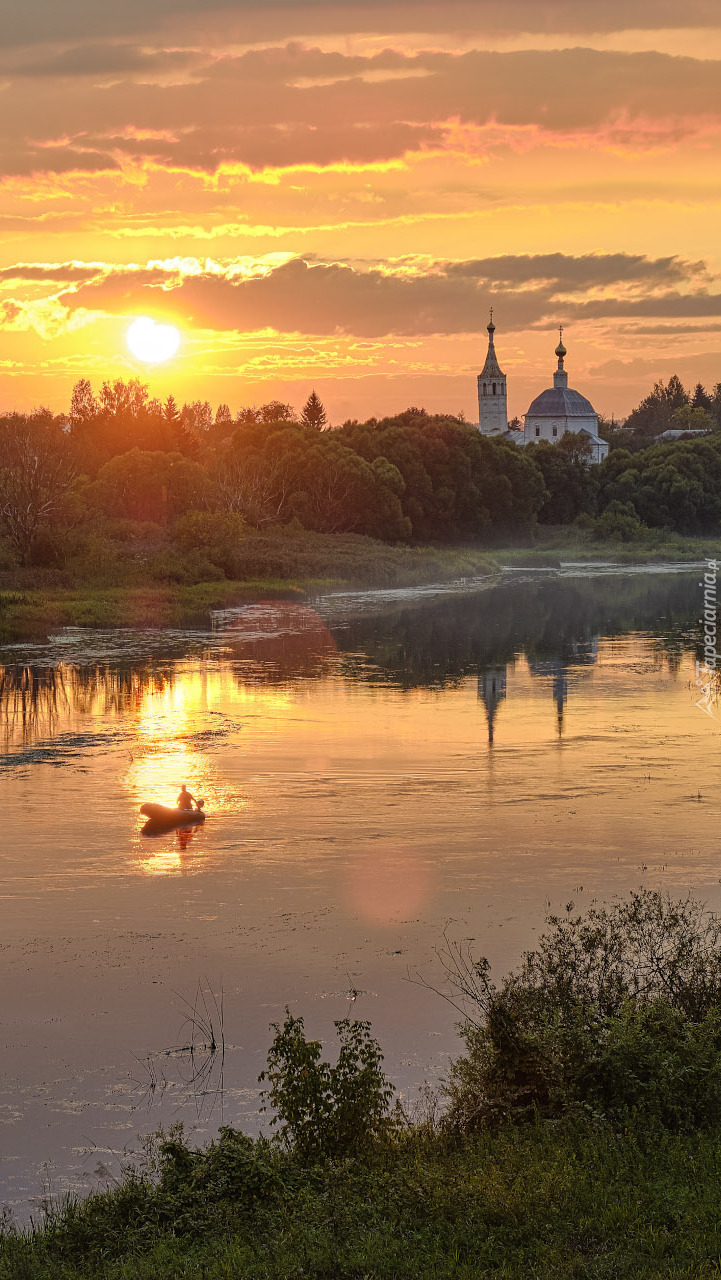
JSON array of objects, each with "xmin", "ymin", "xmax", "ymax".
[
  {"xmin": 0, "ymin": 575, "xmax": 703, "ymax": 746},
  {"xmin": 0, "ymin": 661, "xmax": 175, "ymax": 748},
  {"xmin": 220, "ymin": 602, "xmax": 337, "ymax": 679},
  {"xmin": 334, "ymin": 574, "xmax": 701, "ymax": 691}
]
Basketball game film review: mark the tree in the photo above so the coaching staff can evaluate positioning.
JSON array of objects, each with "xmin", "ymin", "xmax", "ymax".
[
  {"xmin": 671, "ymin": 405, "xmax": 716, "ymax": 434},
  {"xmin": 625, "ymin": 375, "xmax": 689, "ymax": 437},
  {"xmin": 216, "ymin": 425, "xmax": 303, "ymax": 526},
  {"xmin": 530, "ymin": 441, "xmax": 597, "ymax": 524},
  {"xmin": 300, "ymin": 390, "xmax": 328, "ymax": 431},
  {"xmin": 598, "ymin": 436, "xmax": 721, "ymax": 533},
  {"xmin": 556, "ymin": 430, "xmax": 593, "ymax": 461},
  {"xmin": 259, "ymin": 401, "xmax": 295, "ymax": 424},
  {"xmin": 98, "ymin": 378, "xmax": 149, "ymax": 418},
  {"xmin": 92, "ymin": 449, "xmax": 208, "ymax": 524},
  {"xmin": 692, "ymin": 382, "xmax": 713, "ymax": 413},
  {"xmin": 215, "ymin": 403, "xmax": 232, "ymax": 426},
  {"xmin": 235, "ymin": 406, "xmax": 260, "ymax": 425},
  {"xmin": 163, "ymin": 395, "xmax": 180, "ymax": 422},
  {"xmin": 69, "ymin": 378, "xmax": 99, "ymax": 425},
  {"xmin": 181, "ymin": 400, "xmax": 213, "ymax": 434},
  {"xmin": 0, "ymin": 411, "xmax": 78, "ymax": 563}
]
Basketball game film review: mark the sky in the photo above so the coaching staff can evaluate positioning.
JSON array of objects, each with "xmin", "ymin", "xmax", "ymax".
[{"xmin": 0, "ymin": 0, "xmax": 720, "ymax": 423}]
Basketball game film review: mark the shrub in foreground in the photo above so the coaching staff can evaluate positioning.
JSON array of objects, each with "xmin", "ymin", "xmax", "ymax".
[
  {"xmin": 445, "ymin": 890, "xmax": 721, "ymax": 1131},
  {"xmin": 260, "ymin": 1011, "xmax": 398, "ymax": 1160}
]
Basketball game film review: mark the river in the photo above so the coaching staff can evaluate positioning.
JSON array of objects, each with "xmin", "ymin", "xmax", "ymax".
[{"xmin": 0, "ymin": 564, "xmax": 718, "ymax": 1215}]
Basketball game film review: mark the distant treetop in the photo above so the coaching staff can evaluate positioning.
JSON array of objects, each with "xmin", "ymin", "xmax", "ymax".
[{"xmin": 301, "ymin": 391, "xmax": 329, "ymax": 431}]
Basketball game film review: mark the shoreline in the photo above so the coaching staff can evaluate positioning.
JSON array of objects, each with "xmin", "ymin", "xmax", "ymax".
[{"xmin": 1, "ymin": 533, "xmax": 717, "ymax": 645}]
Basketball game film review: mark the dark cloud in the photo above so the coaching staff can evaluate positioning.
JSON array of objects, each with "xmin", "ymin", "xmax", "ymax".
[
  {"xmin": 1, "ymin": 45, "xmax": 719, "ymax": 177},
  {"xmin": 60, "ymin": 252, "xmax": 719, "ymax": 337},
  {"xmin": 0, "ymin": 263, "xmax": 102, "ymax": 282},
  {"xmin": 446, "ymin": 254, "xmax": 706, "ymax": 289},
  {"xmin": 619, "ymin": 322, "xmax": 721, "ymax": 334},
  {"xmin": 9, "ymin": 44, "xmax": 202, "ymax": 77},
  {"xmin": 0, "ymin": 0, "xmax": 718, "ymax": 48}
]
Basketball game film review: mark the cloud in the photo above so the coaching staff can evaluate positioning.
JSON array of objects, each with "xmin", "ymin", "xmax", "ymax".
[
  {"xmin": 56, "ymin": 252, "xmax": 721, "ymax": 338},
  {"xmin": 0, "ymin": 262, "xmax": 103, "ymax": 282},
  {"xmin": 9, "ymin": 44, "xmax": 202, "ymax": 78},
  {"xmin": 0, "ymin": 45, "xmax": 719, "ymax": 177},
  {"xmin": 1, "ymin": 0, "xmax": 719, "ymax": 48}
]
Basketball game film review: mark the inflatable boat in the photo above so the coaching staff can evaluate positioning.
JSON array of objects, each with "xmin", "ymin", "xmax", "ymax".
[{"xmin": 140, "ymin": 802, "xmax": 206, "ymax": 833}]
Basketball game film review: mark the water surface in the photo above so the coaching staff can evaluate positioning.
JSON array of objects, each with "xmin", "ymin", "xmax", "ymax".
[{"xmin": 0, "ymin": 566, "xmax": 719, "ymax": 1213}]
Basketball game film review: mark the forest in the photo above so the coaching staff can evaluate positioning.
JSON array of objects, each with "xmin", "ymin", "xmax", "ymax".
[{"xmin": 0, "ymin": 376, "xmax": 720, "ymax": 587}]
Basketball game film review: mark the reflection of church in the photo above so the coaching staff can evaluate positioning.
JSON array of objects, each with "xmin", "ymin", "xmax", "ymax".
[
  {"xmin": 478, "ymin": 638, "xmax": 599, "ymax": 742},
  {"xmin": 477, "ymin": 314, "xmax": 609, "ymax": 464},
  {"xmin": 478, "ymin": 665, "xmax": 507, "ymax": 744}
]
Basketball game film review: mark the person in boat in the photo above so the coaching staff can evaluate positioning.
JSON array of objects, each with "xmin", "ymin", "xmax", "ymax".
[{"xmin": 177, "ymin": 784, "xmax": 196, "ymax": 811}]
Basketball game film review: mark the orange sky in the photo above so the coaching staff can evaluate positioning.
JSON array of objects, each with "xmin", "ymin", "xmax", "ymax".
[{"xmin": 1, "ymin": 0, "xmax": 720, "ymax": 423}]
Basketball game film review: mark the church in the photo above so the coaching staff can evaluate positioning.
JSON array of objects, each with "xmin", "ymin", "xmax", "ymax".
[{"xmin": 477, "ymin": 314, "xmax": 609, "ymax": 464}]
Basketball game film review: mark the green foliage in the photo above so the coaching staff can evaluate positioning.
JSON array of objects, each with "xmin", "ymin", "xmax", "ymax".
[
  {"xmin": 591, "ymin": 498, "xmax": 650, "ymax": 542},
  {"xmin": 445, "ymin": 891, "xmax": 721, "ymax": 1132},
  {"xmin": 0, "ymin": 411, "xmax": 79, "ymax": 564},
  {"xmin": 625, "ymin": 374, "xmax": 689, "ymax": 437},
  {"xmin": 529, "ymin": 441, "xmax": 598, "ymax": 523},
  {"xmin": 340, "ymin": 413, "xmax": 546, "ymax": 539},
  {"xmin": 300, "ymin": 390, "xmax": 329, "ymax": 430},
  {"xmin": 8, "ymin": 895, "xmax": 721, "ymax": 1275},
  {"xmin": 217, "ymin": 421, "xmax": 411, "ymax": 539},
  {"xmin": 671, "ymin": 404, "xmax": 716, "ymax": 433},
  {"xmin": 598, "ymin": 435, "xmax": 721, "ymax": 533},
  {"xmin": 153, "ymin": 1128, "xmax": 284, "ymax": 1232},
  {"xmin": 6, "ymin": 1090, "xmax": 721, "ymax": 1278},
  {"xmin": 3, "ymin": 374, "xmax": 721, "ymax": 598},
  {"xmin": 91, "ymin": 449, "xmax": 209, "ymax": 524},
  {"xmin": 259, "ymin": 1011, "xmax": 397, "ymax": 1161},
  {"xmin": 172, "ymin": 509, "xmax": 246, "ymax": 577}
]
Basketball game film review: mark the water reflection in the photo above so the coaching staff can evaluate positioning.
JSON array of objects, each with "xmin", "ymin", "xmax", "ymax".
[
  {"xmin": 219, "ymin": 600, "xmax": 338, "ymax": 673},
  {"xmin": 0, "ymin": 573, "xmax": 703, "ymax": 760},
  {"xmin": 0, "ymin": 568, "xmax": 718, "ymax": 1215}
]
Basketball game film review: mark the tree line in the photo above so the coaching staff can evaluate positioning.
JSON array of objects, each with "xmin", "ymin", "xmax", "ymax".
[{"xmin": 0, "ymin": 375, "xmax": 720, "ymax": 575}]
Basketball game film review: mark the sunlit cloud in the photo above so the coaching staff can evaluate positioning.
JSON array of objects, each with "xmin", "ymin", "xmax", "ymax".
[
  {"xmin": 53, "ymin": 252, "xmax": 721, "ymax": 339},
  {"xmin": 1, "ymin": 45, "xmax": 719, "ymax": 180},
  {"xmin": 1, "ymin": 2, "xmax": 720, "ymax": 418}
]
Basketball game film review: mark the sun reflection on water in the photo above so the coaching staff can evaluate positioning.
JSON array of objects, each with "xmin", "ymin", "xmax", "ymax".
[{"xmin": 123, "ymin": 664, "xmax": 250, "ymax": 875}]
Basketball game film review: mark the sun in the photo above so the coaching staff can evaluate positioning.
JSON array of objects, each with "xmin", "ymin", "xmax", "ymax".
[{"xmin": 126, "ymin": 316, "xmax": 181, "ymax": 364}]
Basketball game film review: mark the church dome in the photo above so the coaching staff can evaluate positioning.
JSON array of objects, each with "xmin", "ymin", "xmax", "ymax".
[{"xmin": 526, "ymin": 386, "xmax": 596, "ymax": 418}]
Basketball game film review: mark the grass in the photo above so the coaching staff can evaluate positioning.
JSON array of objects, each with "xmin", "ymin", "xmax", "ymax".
[
  {"xmin": 0, "ymin": 527, "xmax": 715, "ymax": 644},
  {"xmin": 2, "ymin": 1119, "xmax": 721, "ymax": 1278},
  {"xmin": 494, "ymin": 528, "xmax": 718, "ymax": 568}
]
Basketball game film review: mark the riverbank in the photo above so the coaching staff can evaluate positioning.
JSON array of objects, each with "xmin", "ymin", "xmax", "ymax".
[
  {"xmin": 0, "ymin": 528, "xmax": 716, "ymax": 644},
  {"xmin": 1, "ymin": 1118, "xmax": 719, "ymax": 1279}
]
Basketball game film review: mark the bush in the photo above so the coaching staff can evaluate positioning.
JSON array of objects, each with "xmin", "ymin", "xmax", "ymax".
[
  {"xmin": 259, "ymin": 1011, "xmax": 398, "ymax": 1161},
  {"xmin": 173, "ymin": 509, "xmax": 246, "ymax": 553},
  {"xmin": 172, "ymin": 509, "xmax": 247, "ymax": 577},
  {"xmin": 147, "ymin": 547, "xmax": 226, "ymax": 584},
  {"xmin": 444, "ymin": 891, "xmax": 721, "ymax": 1131},
  {"xmin": 591, "ymin": 500, "xmax": 650, "ymax": 542}
]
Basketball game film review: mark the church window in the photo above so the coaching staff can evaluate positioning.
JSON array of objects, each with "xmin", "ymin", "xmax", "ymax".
[
  {"xmin": 492, "ymin": 382, "xmax": 496, "ymax": 395},
  {"xmin": 482, "ymin": 384, "xmax": 487, "ymax": 396},
  {"xmin": 552, "ymin": 425, "xmax": 558, "ymax": 437},
  {"xmin": 535, "ymin": 426, "xmax": 540, "ymax": 437}
]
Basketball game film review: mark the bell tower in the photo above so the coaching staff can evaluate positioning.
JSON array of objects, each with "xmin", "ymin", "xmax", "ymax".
[{"xmin": 477, "ymin": 310, "xmax": 508, "ymax": 435}]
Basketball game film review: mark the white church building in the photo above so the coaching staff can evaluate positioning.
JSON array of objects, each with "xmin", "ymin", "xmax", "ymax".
[{"xmin": 477, "ymin": 315, "xmax": 608, "ymax": 464}]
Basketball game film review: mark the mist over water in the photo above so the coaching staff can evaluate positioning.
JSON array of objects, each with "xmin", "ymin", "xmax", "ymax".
[{"xmin": 0, "ymin": 568, "xmax": 718, "ymax": 1215}]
